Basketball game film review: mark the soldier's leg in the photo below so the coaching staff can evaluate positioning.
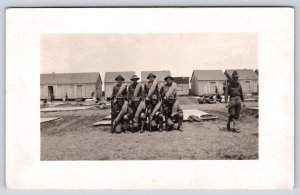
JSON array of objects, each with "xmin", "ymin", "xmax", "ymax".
[
  {"xmin": 114, "ymin": 123, "xmax": 122, "ymax": 134},
  {"xmin": 167, "ymin": 117, "xmax": 174, "ymax": 131},
  {"xmin": 140, "ymin": 112, "xmax": 147, "ymax": 133},
  {"xmin": 233, "ymin": 98, "xmax": 242, "ymax": 132},
  {"xmin": 227, "ymin": 98, "xmax": 236, "ymax": 131},
  {"xmin": 132, "ymin": 117, "xmax": 139, "ymax": 133},
  {"xmin": 158, "ymin": 113, "xmax": 164, "ymax": 132},
  {"xmin": 150, "ymin": 119, "xmax": 158, "ymax": 130},
  {"xmin": 176, "ymin": 113, "xmax": 184, "ymax": 131},
  {"xmin": 123, "ymin": 115, "xmax": 131, "ymax": 133}
]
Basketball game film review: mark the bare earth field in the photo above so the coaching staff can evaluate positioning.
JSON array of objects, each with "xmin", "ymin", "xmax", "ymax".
[{"xmin": 41, "ymin": 96, "xmax": 258, "ymax": 160}]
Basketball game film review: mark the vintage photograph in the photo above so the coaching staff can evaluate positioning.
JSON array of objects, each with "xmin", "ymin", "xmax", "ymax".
[{"xmin": 40, "ymin": 33, "xmax": 259, "ymax": 160}]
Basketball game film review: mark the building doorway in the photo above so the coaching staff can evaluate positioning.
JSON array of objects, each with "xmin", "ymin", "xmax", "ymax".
[
  {"xmin": 48, "ymin": 86, "xmax": 54, "ymax": 98},
  {"xmin": 76, "ymin": 85, "xmax": 83, "ymax": 97}
]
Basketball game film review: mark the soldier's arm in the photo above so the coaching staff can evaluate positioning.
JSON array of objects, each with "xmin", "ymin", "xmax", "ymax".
[
  {"xmin": 140, "ymin": 85, "xmax": 145, "ymax": 99},
  {"xmin": 239, "ymin": 85, "xmax": 245, "ymax": 102},
  {"xmin": 159, "ymin": 85, "xmax": 163, "ymax": 100},
  {"xmin": 124, "ymin": 87, "xmax": 128, "ymax": 101},
  {"xmin": 126, "ymin": 85, "xmax": 130, "ymax": 100},
  {"xmin": 224, "ymin": 84, "xmax": 229, "ymax": 103},
  {"xmin": 111, "ymin": 86, "xmax": 116, "ymax": 99},
  {"xmin": 144, "ymin": 84, "xmax": 148, "ymax": 98}
]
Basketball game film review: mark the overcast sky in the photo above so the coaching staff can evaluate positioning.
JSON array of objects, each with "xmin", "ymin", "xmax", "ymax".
[{"xmin": 41, "ymin": 33, "xmax": 258, "ymax": 80}]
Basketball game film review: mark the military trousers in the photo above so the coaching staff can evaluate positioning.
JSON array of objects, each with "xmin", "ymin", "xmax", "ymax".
[{"xmin": 228, "ymin": 96, "xmax": 242, "ymax": 129}]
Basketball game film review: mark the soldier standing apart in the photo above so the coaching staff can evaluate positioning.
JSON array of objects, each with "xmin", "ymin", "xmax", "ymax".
[
  {"xmin": 164, "ymin": 96, "xmax": 183, "ymax": 131},
  {"xmin": 127, "ymin": 74, "xmax": 144, "ymax": 106},
  {"xmin": 110, "ymin": 75, "xmax": 128, "ymax": 133},
  {"xmin": 112, "ymin": 95, "xmax": 129, "ymax": 133},
  {"xmin": 225, "ymin": 71, "xmax": 245, "ymax": 133}
]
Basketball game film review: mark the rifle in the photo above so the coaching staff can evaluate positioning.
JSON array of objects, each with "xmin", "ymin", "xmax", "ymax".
[
  {"xmin": 107, "ymin": 97, "xmax": 114, "ymax": 133},
  {"xmin": 163, "ymin": 99, "xmax": 169, "ymax": 131},
  {"xmin": 149, "ymin": 107, "xmax": 152, "ymax": 132}
]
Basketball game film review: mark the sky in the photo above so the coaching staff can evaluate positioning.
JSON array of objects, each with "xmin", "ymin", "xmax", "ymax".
[{"xmin": 41, "ymin": 33, "xmax": 258, "ymax": 80}]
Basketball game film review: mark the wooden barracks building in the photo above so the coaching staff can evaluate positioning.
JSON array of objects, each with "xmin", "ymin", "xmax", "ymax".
[
  {"xmin": 172, "ymin": 77, "xmax": 190, "ymax": 96},
  {"xmin": 40, "ymin": 72, "xmax": 102, "ymax": 100},
  {"xmin": 190, "ymin": 70, "xmax": 227, "ymax": 96}
]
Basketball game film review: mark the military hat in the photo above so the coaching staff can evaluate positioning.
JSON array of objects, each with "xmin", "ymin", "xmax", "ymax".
[
  {"xmin": 115, "ymin": 75, "xmax": 125, "ymax": 81},
  {"xmin": 164, "ymin": 75, "xmax": 174, "ymax": 81},
  {"xmin": 232, "ymin": 71, "xmax": 239, "ymax": 78},
  {"xmin": 130, "ymin": 74, "xmax": 140, "ymax": 81},
  {"xmin": 116, "ymin": 94, "xmax": 125, "ymax": 99},
  {"xmin": 151, "ymin": 94, "xmax": 158, "ymax": 100},
  {"xmin": 147, "ymin": 73, "xmax": 156, "ymax": 79}
]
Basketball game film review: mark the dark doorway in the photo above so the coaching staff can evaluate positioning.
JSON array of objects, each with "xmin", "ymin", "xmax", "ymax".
[{"xmin": 48, "ymin": 86, "xmax": 54, "ymax": 98}]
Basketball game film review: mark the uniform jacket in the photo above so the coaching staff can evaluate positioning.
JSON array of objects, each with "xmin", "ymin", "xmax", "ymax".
[
  {"xmin": 127, "ymin": 83, "xmax": 144, "ymax": 100},
  {"xmin": 144, "ymin": 81, "xmax": 160, "ymax": 100},
  {"xmin": 111, "ymin": 83, "xmax": 128, "ymax": 100},
  {"xmin": 225, "ymin": 81, "xmax": 245, "ymax": 102},
  {"xmin": 160, "ymin": 83, "xmax": 177, "ymax": 99}
]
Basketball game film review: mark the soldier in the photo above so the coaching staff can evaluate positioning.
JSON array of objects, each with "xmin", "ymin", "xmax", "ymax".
[
  {"xmin": 112, "ymin": 95, "xmax": 129, "ymax": 133},
  {"xmin": 225, "ymin": 70, "xmax": 245, "ymax": 133},
  {"xmin": 164, "ymin": 96, "xmax": 183, "ymax": 131},
  {"xmin": 110, "ymin": 75, "xmax": 128, "ymax": 133},
  {"xmin": 160, "ymin": 75, "xmax": 177, "ymax": 100},
  {"xmin": 144, "ymin": 73, "xmax": 160, "ymax": 104},
  {"xmin": 146, "ymin": 94, "xmax": 164, "ymax": 132},
  {"xmin": 111, "ymin": 75, "xmax": 128, "ymax": 101},
  {"xmin": 123, "ymin": 97, "xmax": 146, "ymax": 133},
  {"xmin": 127, "ymin": 74, "xmax": 144, "ymax": 106}
]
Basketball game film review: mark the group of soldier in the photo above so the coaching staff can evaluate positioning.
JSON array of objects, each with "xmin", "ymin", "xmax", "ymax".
[
  {"xmin": 109, "ymin": 73, "xmax": 183, "ymax": 133},
  {"xmin": 108, "ymin": 70, "xmax": 246, "ymax": 134}
]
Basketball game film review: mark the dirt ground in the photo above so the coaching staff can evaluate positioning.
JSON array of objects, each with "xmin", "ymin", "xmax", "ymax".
[{"xmin": 40, "ymin": 96, "xmax": 258, "ymax": 160}]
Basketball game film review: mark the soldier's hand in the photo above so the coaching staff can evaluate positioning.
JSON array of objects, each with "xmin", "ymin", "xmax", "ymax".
[{"xmin": 155, "ymin": 112, "xmax": 159, "ymax": 116}]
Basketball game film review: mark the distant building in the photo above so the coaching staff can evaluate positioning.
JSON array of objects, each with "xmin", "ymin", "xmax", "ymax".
[
  {"xmin": 173, "ymin": 77, "xmax": 190, "ymax": 96},
  {"xmin": 224, "ymin": 69, "xmax": 258, "ymax": 94},
  {"xmin": 104, "ymin": 71, "xmax": 136, "ymax": 98},
  {"xmin": 40, "ymin": 72, "xmax": 102, "ymax": 100},
  {"xmin": 190, "ymin": 70, "xmax": 227, "ymax": 96}
]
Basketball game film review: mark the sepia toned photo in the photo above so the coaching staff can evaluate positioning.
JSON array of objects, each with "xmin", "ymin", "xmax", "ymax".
[
  {"xmin": 40, "ymin": 33, "xmax": 259, "ymax": 160},
  {"xmin": 6, "ymin": 8, "xmax": 294, "ymax": 189}
]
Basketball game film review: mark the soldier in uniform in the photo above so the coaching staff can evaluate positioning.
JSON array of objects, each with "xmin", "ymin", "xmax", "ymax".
[
  {"xmin": 123, "ymin": 97, "xmax": 146, "ymax": 133},
  {"xmin": 144, "ymin": 94, "xmax": 164, "ymax": 132},
  {"xmin": 164, "ymin": 96, "xmax": 183, "ymax": 131},
  {"xmin": 112, "ymin": 95, "xmax": 129, "ymax": 133},
  {"xmin": 111, "ymin": 75, "xmax": 128, "ymax": 101},
  {"xmin": 144, "ymin": 73, "xmax": 160, "ymax": 104},
  {"xmin": 160, "ymin": 75, "xmax": 177, "ymax": 100},
  {"xmin": 225, "ymin": 71, "xmax": 245, "ymax": 133},
  {"xmin": 110, "ymin": 75, "xmax": 128, "ymax": 133},
  {"xmin": 127, "ymin": 74, "xmax": 144, "ymax": 106}
]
